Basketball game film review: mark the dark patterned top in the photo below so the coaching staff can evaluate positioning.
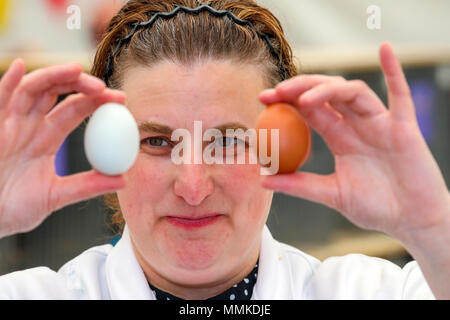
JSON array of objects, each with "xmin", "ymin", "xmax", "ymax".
[{"xmin": 148, "ymin": 259, "xmax": 259, "ymax": 300}]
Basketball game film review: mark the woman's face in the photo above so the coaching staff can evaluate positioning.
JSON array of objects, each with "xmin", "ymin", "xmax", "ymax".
[{"xmin": 117, "ymin": 60, "xmax": 273, "ymax": 288}]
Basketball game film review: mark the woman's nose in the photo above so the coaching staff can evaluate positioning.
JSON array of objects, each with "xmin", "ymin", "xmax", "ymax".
[{"xmin": 173, "ymin": 164, "xmax": 214, "ymax": 206}]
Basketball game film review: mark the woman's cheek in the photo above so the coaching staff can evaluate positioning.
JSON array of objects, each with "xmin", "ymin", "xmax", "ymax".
[
  {"xmin": 219, "ymin": 163, "xmax": 268, "ymax": 221},
  {"xmin": 118, "ymin": 156, "xmax": 167, "ymax": 221}
]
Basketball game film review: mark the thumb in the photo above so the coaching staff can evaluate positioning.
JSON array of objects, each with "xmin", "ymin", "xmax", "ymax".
[
  {"xmin": 260, "ymin": 171, "xmax": 339, "ymax": 210},
  {"xmin": 50, "ymin": 170, "xmax": 127, "ymax": 212}
]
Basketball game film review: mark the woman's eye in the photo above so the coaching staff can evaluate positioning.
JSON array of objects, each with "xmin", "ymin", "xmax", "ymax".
[
  {"xmin": 218, "ymin": 137, "xmax": 235, "ymax": 147},
  {"xmin": 217, "ymin": 137, "xmax": 232, "ymax": 147},
  {"xmin": 143, "ymin": 137, "xmax": 170, "ymax": 147},
  {"xmin": 217, "ymin": 137, "xmax": 246, "ymax": 148}
]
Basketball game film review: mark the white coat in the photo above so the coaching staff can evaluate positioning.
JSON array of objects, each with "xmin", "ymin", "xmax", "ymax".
[{"xmin": 0, "ymin": 225, "xmax": 434, "ymax": 299}]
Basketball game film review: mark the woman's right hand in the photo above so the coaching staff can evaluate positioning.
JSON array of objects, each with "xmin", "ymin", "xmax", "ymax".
[{"xmin": 0, "ymin": 59, "xmax": 128, "ymax": 238}]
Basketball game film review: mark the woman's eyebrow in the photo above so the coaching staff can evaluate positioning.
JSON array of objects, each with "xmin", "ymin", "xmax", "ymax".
[
  {"xmin": 214, "ymin": 122, "xmax": 249, "ymax": 135},
  {"xmin": 138, "ymin": 121, "xmax": 249, "ymax": 135},
  {"xmin": 138, "ymin": 122, "xmax": 174, "ymax": 134}
]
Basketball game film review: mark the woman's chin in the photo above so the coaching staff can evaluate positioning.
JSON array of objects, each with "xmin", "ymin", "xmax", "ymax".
[
  {"xmin": 156, "ymin": 222, "xmax": 232, "ymax": 269},
  {"xmin": 153, "ymin": 254, "xmax": 223, "ymax": 287},
  {"xmin": 169, "ymin": 239, "xmax": 222, "ymax": 270}
]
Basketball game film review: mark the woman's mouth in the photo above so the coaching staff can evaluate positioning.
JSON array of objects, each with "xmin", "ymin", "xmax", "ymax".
[{"xmin": 165, "ymin": 214, "xmax": 223, "ymax": 230}]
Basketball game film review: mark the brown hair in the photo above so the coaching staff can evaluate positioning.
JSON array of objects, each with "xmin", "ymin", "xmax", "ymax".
[{"xmin": 90, "ymin": 0, "xmax": 299, "ymax": 234}]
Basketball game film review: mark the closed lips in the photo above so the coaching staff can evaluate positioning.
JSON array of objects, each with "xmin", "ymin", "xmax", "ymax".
[
  {"xmin": 165, "ymin": 214, "xmax": 223, "ymax": 228},
  {"xmin": 167, "ymin": 214, "xmax": 222, "ymax": 220}
]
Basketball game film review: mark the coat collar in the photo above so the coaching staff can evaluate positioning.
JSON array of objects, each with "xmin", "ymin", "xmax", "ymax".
[
  {"xmin": 105, "ymin": 225, "xmax": 154, "ymax": 299},
  {"xmin": 252, "ymin": 225, "xmax": 294, "ymax": 299},
  {"xmin": 105, "ymin": 224, "xmax": 291, "ymax": 300}
]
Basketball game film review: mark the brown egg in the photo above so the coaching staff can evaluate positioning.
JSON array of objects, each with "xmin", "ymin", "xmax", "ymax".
[{"xmin": 255, "ymin": 103, "xmax": 311, "ymax": 174}]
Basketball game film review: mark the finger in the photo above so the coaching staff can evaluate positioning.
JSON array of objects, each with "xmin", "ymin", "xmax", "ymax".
[
  {"xmin": 0, "ymin": 59, "xmax": 26, "ymax": 110},
  {"xmin": 379, "ymin": 42, "xmax": 416, "ymax": 122},
  {"xmin": 45, "ymin": 89, "xmax": 127, "ymax": 151},
  {"xmin": 9, "ymin": 63, "xmax": 103, "ymax": 115},
  {"xmin": 10, "ymin": 63, "xmax": 83, "ymax": 115},
  {"xmin": 301, "ymin": 101, "xmax": 344, "ymax": 137},
  {"xmin": 259, "ymin": 88, "xmax": 284, "ymax": 105},
  {"xmin": 260, "ymin": 172, "xmax": 340, "ymax": 211},
  {"xmin": 31, "ymin": 73, "xmax": 109, "ymax": 115},
  {"xmin": 50, "ymin": 170, "xmax": 127, "ymax": 213},
  {"xmin": 299, "ymin": 80, "xmax": 386, "ymax": 118},
  {"xmin": 259, "ymin": 80, "xmax": 344, "ymax": 138},
  {"xmin": 271, "ymin": 75, "xmax": 346, "ymax": 106}
]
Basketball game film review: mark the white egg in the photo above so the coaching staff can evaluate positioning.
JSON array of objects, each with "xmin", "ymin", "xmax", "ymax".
[{"xmin": 84, "ymin": 103, "xmax": 139, "ymax": 176}]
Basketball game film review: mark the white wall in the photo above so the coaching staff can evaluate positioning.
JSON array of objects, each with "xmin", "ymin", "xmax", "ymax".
[
  {"xmin": 257, "ymin": 0, "xmax": 450, "ymax": 49},
  {"xmin": 0, "ymin": 0, "xmax": 96, "ymax": 54},
  {"xmin": 0, "ymin": 0, "xmax": 448, "ymax": 55}
]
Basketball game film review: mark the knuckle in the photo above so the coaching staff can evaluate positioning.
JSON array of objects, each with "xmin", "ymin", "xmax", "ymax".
[
  {"xmin": 16, "ymin": 79, "xmax": 32, "ymax": 95},
  {"xmin": 333, "ymin": 75, "xmax": 346, "ymax": 82},
  {"xmin": 57, "ymin": 94, "xmax": 85, "ymax": 114},
  {"xmin": 350, "ymin": 79, "xmax": 368, "ymax": 90},
  {"xmin": 289, "ymin": 74, "xmax": 309, "ymax": 86},
  {"xmin": 18, "ymin": 71, "xmax": 44, "ymax": 93},
  {"xmin": 318, "ymin": 82, "xmax": 332, "ymax": 90}
]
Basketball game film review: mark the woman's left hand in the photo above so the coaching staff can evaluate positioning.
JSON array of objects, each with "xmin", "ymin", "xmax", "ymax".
[{"xmin": 259, "ymin": 42, "xmax": 450, "ymax": 241}]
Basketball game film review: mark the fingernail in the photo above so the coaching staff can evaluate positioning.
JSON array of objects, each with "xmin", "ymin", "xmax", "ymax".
[
  {"xmin": 275, "ymin": 82, "xmax": 286, "ymax": 90},
  {"xmin": 67, "ymin": 62, "xmax": 83, "ymax": 72},
  {"xmin": 113, "ymin": 89, "xmax": 126, "ymax": 97},
  {"xmin": 13, "ymin": 58, "xmax": 24, "ymax": 66},
  {"xmin": 259, "ymin": 88, "xmax": 276, "ymax": 100},
  {"xmin": 87, "ymin": 75, "xmax": 106, "ymax": 90},
  {"xmin": 276, "ymin": 80, "xmax": 297, "ymax": 94},
  {"xmin": 7, "ymin": 58, "xmax": 23, "ymax": 72},
  {"xmin": 261, "ymin": 88, "xmax": 276, "ymax": 94}
]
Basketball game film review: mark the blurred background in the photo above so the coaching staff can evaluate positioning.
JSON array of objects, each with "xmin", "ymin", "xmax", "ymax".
[{"xmin": 0, "ymin": 0, "xmax": 449, "ymax": 274}]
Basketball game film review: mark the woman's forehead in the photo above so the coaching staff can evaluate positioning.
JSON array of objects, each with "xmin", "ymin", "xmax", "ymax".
[{"xmin": 122, "ymin": 60, "xmax": 266, "ymax": 128}]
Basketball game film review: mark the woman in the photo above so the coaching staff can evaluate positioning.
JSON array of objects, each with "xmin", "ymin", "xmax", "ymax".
[{"xmin": 0, "ymin": 0, "xmax": 448, "ymax": 299}]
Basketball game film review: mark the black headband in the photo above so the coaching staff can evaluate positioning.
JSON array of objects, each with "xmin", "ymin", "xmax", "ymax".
[{"xmin": 103, "ymin": 2, "xmax": 288, "ymax": 86}]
